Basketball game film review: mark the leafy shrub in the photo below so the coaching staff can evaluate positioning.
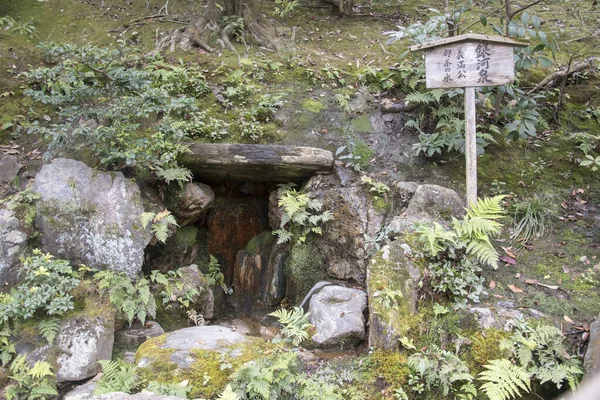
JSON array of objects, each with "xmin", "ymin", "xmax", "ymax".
[
  {"xmin": 146, "ymin": 381, "xmax": 190, "ymax": 398},
  {"xmin": 5, "ymin": 355, "xmax": 57, "ymax": 400},
  {"xmin": 23, "ymin": 42, "xmax": 197, "ymax": 184},
  {"xmin": 272, "ymin": 183, "xmax": 333, "ymax": 244},
  {"xmin": 415, "ymin": 196, "xmax": 505, "ymax": 307},
  {"xmin": 0, "ymin": 327, "xmax": 16, "ymax": 367},
  {"xmin": 0, "ymin": 250, "xmax": 79, "ymax": 329},
  {"xmin": 94, "ymin": 270, "xmax": 156, "ymax": 325},
  {"xmin": 269, "ymin": 307, "xmax": 312, "ymax": 346}
]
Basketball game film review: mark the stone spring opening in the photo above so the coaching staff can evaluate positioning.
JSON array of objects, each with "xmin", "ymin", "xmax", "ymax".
[{"xmin": 144, "ymin": 144, "xmax": 335, "ymax": 323}]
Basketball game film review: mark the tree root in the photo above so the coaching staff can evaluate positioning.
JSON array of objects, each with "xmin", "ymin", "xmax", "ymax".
[{"xmin": 527, "ymin": 60, "xmax": 596, "ymax": 95}]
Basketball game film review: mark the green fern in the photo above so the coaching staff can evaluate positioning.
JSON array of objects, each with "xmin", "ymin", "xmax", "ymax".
[
  {"xmin": 38, "ymin": 318, "xmax": 60, "ymax": 344},
  {"xmin": 5, "ymin": 355, "xmax": 57, "ymax": 400},
  {"xmin": 269, "ymin": 306, "xmax": 312, "ymax": 346},
  {"xmin": 155, "ymin": 165, "xmax": 193, "ymax": 188},
  {"xmin": 478, "ymin": 359, "xmax": 530, "ymax": 400},
  {"xmin": 218, "ymin": 384, "xmax": 241, "ymax": 400},
  {"xmin": 140, "ymin": 210, "xmax": 179, "ymax": 244},
  {"xmin": 0, "ymin": 327, "xmax": 15, "ymax": 366},
  {"xmin": 94, "ymin": 359, "xmax": 140, "ymax": 395},
  {"xmin": 146, "ymin": 380, "xmax": 190, "ymax": 398}
]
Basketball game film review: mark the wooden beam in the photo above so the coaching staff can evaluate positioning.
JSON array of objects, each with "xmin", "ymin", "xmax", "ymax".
[{"xmin": 465, "ymin": 86, "xmax": 477, "ymax": 207}]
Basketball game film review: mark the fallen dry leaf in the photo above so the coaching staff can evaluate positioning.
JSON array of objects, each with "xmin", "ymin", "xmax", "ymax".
[
  {"xmin": 489, "ymin": 280, "xmax": 496, "ymax": 289},
  {"xmin": 514, "ymin": 272, "xmax": 521, "ymax": 278},
  {"xmin": 563, "ymin": 315, "xmax": 575, "ymax": 324},
  {"xmin": 499, "ymin": 255, "xmax": 516, "ymax": 265},
  {"xmin": 525, "ymin": 279, "xmax": 538, "ymax": 285},
  {"xmin": 501, "ymin": 246, "xmax": 517, "ymax": 259},
  {"xmin": 508, "ymin": 284, "xmax": 524, "ymax": 294},
  {"xmin": 583, "ymin": 331, "xmax": 590, "ymax": 341}
]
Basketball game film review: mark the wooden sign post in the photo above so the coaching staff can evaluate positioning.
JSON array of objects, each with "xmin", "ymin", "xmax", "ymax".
[{"xmin": 410, "ymin": 34, "xmax": 527, "ymax": 207}]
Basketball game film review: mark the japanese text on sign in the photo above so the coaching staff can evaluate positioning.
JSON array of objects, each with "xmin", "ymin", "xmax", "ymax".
[{"xmin": 424, "ymin": 42, "xmax": 515, "ymax": 89}]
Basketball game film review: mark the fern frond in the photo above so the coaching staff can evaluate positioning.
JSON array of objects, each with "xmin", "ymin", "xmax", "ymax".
[
  {"xmin": 269, "ymin": 306, "xmax": 312, "ymax": 346},
  {"xmin": 478, "ymin": 359, "xmax": 530, "ymax": 400},
  {"xmin": 28, "ymin": 361, "xmax": 55, "ymax": 380},
  {"xmin": 466, "ymin": 196, "xmax": 506, "ymax": 220},
  {"xmin": 38, "ymin": 318, "xmax": 60, "ymax": 344},
  {"xmin": 218, "ymin": 384, "xmax": 241, "ymax": 400},
  {"xmin": 140, "ymin": 212, "xmax": 155, "ymax": 228},
  {"xmin": 465, "ymin": 238, "xmax": 499, "ymax": 268}
]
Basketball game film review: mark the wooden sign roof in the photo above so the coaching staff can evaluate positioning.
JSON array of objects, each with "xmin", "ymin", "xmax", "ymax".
[{"xmin": 409, "ymin": 33, "xmax": 528, "ymax": 52}]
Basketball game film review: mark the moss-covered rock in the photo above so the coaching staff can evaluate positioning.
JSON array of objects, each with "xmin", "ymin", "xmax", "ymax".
[
  {"xmin": 135, "ymin": 326, "xmax": 274, "ymax": 398},
  {"xmin": 367, "ymin": 241, "xmax": 421, "ymax": 350},
  {"xmin": 13, "ymin": 294, "xmax": 115, "ymax": 383},
  {"xmin": 31, "ymin": 158, "xmax": 152, "ymax": 278}
]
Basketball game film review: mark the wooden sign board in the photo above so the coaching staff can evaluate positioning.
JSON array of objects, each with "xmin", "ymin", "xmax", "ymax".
[
  {"xmin": 409, "ymin": 34, "xmax": 528, "ymax": 207},
  {"xmin": 410, "ymin": 34, "xmax": 528, "ymax": 89}
]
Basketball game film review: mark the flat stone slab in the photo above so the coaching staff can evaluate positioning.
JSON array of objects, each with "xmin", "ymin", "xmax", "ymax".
[{"xmin": 180, "ymin": 144, "xmax": 333, "ymax": 182}]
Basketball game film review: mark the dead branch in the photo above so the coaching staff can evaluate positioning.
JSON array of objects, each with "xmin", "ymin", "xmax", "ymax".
[{"xmin": 527, "ymin": 60, "xmax": 594, "ymax": 95}]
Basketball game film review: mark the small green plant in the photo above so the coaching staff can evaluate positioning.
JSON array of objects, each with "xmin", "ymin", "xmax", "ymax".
[
  {"xmin": 321, "ymin": 64, "xmax": 346, "ymax": 86},
  {"xmin": 94, "ymin": 270, "xmax": 156, "ymax": 325},
  {"xmin": 218, "ymin": 384, "xmax": 241, "ymax": 400},
  {"xmin": 94, "ymin": 359, "xmax": 140, "ymax": 395},
  {"xmin": 140, "ymin": 210, "xmax": 178, "ymax": 244},
  {"xmin": 269, "ymin": 306, "xmax": 312, "ymax": 346},
  {"xmin": 0, "ymin": 16, "xmax": 37, "ymax": 38},
  {"xmin": 415, "ymin": 196, "xmax": 505, "ymax": 307},
  {"xmin": 205, "ymin": 255, "xmax": 231, "ymax": 294},
  {"xmin": 274, "ymin": 0, "xmax": 299, "ymax": 17},
  {"xmin": 580, "ymin": 154, "xmax": 600, "ymax": 171},
  {"xmin": 372, "ymin": 287, "xmax": 403, "ymax": 315},
  {"xmin": 6, "ymin": 188, "xmax": 41, "ymax": 227},
  {"xmin": 510, "ymin": 195, "xmax": 557, "ymax": 242},
  {"xmin": 406, "ymin": 345, "xmax": 477, "ymax": 399},
  {"xmin": 147, "ymin": 381, "xmax": 190, "ymax": 398},
  {"xmin": 150, "ymin": 269, "xmax": 201, "ymax": 310},
  {"xmin": 231, "ymin": 351, "xmax": 300, "ymax": 398},
  {"xmin": 272, "ymin": 183, "xmax": 333, "ymax": 245},
  {"xmin": 163, "ymin": 111, "xmax": 230, "ymax": 141},
  {"xmin": 361, "ymin": 176, "xmax": 390, "ymax": 201},
  {"xmin": 5, "ymin": 355, "xmax": 57, "ymax": 400}
]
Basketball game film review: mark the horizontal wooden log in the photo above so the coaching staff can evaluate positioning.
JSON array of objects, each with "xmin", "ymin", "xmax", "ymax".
[{"xmin": 180, "ymin": 144, "xmax": 334, "ymax": 182}]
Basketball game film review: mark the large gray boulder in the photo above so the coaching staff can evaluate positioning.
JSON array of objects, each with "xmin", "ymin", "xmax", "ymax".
[
  {"xmin": 0, "ymin": 208, "xmax": 27, "ymax": 285},
  {"xmin": 179, "ymin": 144, "xmax": 334, "ymax": 182},
  {"xmin": 308, "ymin": 284, "xmax": 367, "ymax": 349},
  {"xmin": 367, "ymin": 242, "xmax": 421, "ymax": 350},
  {"xmin": 15, "ymin": 303, "xmax": 115, "ymax": 383},
  {"xmin": 31, "ymin": 158, "xmax": 152, "ymax": 278},
  {"xmin": 584, "ymin": 317, "xmax": 600, "ymax": 378}
]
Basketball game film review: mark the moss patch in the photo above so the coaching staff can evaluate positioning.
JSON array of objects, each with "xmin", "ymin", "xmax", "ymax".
[
  {"xmin": 302, "ymin": 98, "xmax": 327, "ymax": 113},
  {"xmin": 351, "ymin": 116, "xmax": 373, "ymax": 133},
  {"xmin": 286, "ymin": 239, "xmax": 326, "ymax": 303}
]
